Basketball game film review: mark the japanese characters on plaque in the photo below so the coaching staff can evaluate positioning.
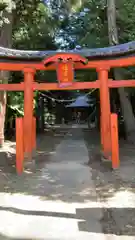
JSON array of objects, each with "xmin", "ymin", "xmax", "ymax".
[{"xmin": 57, "ymin": 61, "xmax": 74, "ymax": 87}]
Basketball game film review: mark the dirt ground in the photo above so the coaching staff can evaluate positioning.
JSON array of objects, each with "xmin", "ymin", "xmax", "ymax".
[
  {"xmin": 0, "ymin": 127, "xmax": 135, "ymax": 238},
  {"xmin": 84, "ymin": 129, "xmax": 135, "ymax": 237},
  {"xmin": 0, "ymin": 129, "xmax": 68, "ymax": 194}
]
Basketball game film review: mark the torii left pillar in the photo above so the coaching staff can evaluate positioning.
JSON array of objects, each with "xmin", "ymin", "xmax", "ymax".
[
  {"xmin": 23, "ymin": 68, "xmax": 35, "ymax": 158},
  {"xmin": 98, "ymin": 67, "xmax": 111, "ymax": 158}
]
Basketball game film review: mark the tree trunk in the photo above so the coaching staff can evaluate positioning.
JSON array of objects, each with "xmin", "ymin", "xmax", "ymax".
[
  {"xmin": 107, "ymin": 0, "xmax": 135, "ymax": 142},
  {"xmin": 0, "ymin": 10, "xmax": 12, "ymax": 146}
]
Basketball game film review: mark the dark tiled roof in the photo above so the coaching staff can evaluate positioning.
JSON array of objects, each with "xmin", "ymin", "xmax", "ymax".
[
  {"xmin": 66, "ymin": 95, "xmax": 94, "ymax": 107},
  {"xmin": 0, "ymin": 41, "xmax": 135, "ymax": 62}
]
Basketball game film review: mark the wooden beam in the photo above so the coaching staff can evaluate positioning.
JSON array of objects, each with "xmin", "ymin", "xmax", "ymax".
[
  {"xmin": 0, "ymin": 79, "xmax": 135, "ymax": 92},
  {"xmin": 1, "ymin": 55, "xmax": 135, "ymax": 70},
  {"xmin": 0, "ymin": 83, "xmax": 24, "ymax": 91},
  {"xmin": 0, "ymin": 78, "xmax": 135, "ymax": 93},
  {"xmin": 108, "ymin": 80, "xmax": 135, "ymax": 88},
  {"xmin": 33, "ymin": 81, "xmax": 100, "ymax": 90}
]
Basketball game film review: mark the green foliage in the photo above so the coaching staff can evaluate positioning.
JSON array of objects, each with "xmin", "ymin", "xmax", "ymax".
[
  {"xmin": 7, "ymin": 92, "xmax": 24, "ymax": 116},
  {"xmin": 12, "ymin": 2, "xmax": 56, "ymax": 50},
  {"xmin": 2, "ymin": 1, "xmax": 58, "ymax": 119}
]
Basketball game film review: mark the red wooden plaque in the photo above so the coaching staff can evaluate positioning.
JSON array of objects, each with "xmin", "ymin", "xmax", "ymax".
[{"xmin": 56, "ymin": 61, "xmax": 74, "ymax": 87}]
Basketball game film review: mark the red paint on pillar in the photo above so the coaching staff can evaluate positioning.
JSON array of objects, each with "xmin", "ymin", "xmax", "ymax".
[
  {"xmin": 111, "ymin": 114, "xmax": 120, "ymax": 169},
  {"xmin": 23, "ymin": 68, "xmax": 35, "ymax": 156},
  {"xmin": 16, "ymin": 118, "xmax": 24, "ymax": 174},
  {"xmin": 98, "ymin": 68, "xmax": 111, "ymax": 158},
  {"xmin": 100, "ymin": 114, "xmax": 104, "ymax": 148},
  {"xmin": 32, "ymin": 117, "xmax": 36, "ymax": 150}
]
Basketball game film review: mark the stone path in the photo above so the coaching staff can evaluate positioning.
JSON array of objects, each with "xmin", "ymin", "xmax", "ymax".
[{"xmin": 0, "ymin": 128, "xmax": 134, "ymax": 239}]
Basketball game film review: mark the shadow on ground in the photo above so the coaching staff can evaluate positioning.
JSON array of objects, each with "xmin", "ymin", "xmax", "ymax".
[
  {"xmin": 84, "ymin": 129, "xmax": 135, "ymax": 200},
  {"xmin": 84, "ymin": 129, "xmax": 135, "ymax": 236},
  {"xmin": 0, "ymin": 129, "xmax": 68, "ymax": 171},
  {"xmin": 0, "ymin": 205, "xmax": 134, "ymax": 235}
]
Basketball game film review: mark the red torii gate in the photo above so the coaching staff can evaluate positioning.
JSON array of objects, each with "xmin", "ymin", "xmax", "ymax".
[{"xmin": 0, "ymin": 42, "xmax": 135, "ymax": 173}]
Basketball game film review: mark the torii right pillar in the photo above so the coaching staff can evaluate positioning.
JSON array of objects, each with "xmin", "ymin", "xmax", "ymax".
[{"xmin": 97, "ymin": 67, "xmax": 112, "ymax": 159}]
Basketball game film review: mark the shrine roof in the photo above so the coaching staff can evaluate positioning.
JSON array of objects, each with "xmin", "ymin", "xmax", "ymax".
[
  {"xmin": 0, "ymin": 41, "xmax": 135, "ymax": 62},
  {"xmin": 66, "ymin": 95, "xmax": 93, "ymax": 108}
]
